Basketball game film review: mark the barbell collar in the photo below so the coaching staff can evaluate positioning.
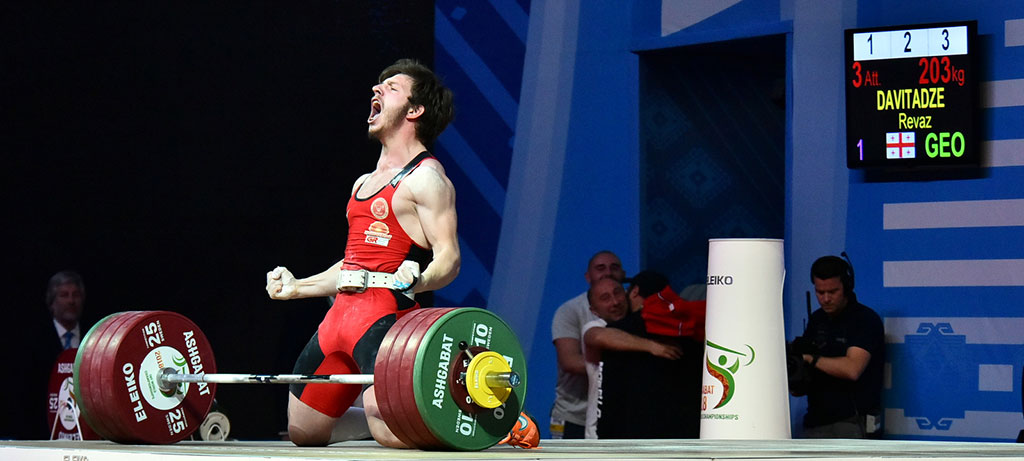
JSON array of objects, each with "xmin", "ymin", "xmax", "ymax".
[{"xmin": 485, "ymin": 371, "xmax": 521, "ymax": 388}]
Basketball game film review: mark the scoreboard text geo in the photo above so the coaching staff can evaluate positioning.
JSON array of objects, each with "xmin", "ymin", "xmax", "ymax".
[{"xmin": 845, "ymin": 21, "xmax": 978, "ymax": 168}]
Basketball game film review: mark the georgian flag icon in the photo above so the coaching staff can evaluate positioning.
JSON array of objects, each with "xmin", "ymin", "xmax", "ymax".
[{"xmin": 886, "ymin": 132, "xmax": 916, "ymax": 159}]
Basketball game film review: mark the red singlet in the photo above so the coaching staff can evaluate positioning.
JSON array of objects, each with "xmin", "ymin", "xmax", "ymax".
[{"xmin": 291, "ymin": 152, "xmax": 435, "ymax": 417}]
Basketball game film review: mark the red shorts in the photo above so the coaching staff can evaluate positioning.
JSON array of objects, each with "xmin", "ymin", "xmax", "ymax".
[{"xmin": 290, "ymin": 287, "xmax": 418, "ymax": 417}]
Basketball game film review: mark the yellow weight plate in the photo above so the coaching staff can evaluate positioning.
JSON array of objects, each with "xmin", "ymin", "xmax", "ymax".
[{"xmin": 464, "ymin": 351, "xmax": 511, "ymax": 409}]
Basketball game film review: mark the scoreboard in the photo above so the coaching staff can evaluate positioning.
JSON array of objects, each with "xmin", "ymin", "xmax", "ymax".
[{"xmin": 845, "ymin": 21, "xmax": 978, "ymax": 169}]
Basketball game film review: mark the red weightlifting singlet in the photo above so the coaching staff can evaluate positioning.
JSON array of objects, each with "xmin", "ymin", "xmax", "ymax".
[
  {"xmin": 342, "ymin": 152, "xmax": 433, "ymax": 273},
  {"xmin": 291, "ymin": 152, "xmax": 435, "ymax": 417}
]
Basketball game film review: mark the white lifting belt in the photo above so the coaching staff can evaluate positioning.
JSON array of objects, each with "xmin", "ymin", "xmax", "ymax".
[{"xmin": 336, "ymin": 269, "xmax": 395, "ymax": 293}]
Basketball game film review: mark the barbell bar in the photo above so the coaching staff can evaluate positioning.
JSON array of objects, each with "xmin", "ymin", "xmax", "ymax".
[
  {"xmin": 72, "ymin": 307, "xmax": 528, "ymax": 450},
  {"xmin": 158, "ymin": 369, "xmax": 520, "ymax": 388}
]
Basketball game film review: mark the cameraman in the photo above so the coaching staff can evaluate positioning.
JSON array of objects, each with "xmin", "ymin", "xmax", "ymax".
[{"xmin": 792, "ymin": 256, "xmax": 884, "ymax": 438}]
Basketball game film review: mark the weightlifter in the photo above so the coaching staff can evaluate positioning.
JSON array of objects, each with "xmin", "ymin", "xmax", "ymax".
[{"xmin": 265, "ymin": 59, "xmax": 459, "ymax": 448}]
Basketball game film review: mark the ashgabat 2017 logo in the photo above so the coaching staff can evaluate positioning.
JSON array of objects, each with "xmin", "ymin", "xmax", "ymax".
[{"xmin": 704, "ymin": 340, "xmax": 755, "ymax": 409}]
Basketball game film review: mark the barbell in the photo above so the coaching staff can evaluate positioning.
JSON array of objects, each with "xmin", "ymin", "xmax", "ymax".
[{"xmin": 72, "ymin": 307, "xmax": 528, "ymax": 451}]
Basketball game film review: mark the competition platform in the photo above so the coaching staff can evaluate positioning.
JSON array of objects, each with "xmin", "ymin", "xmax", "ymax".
[{"xmin": 4, "ymin": 439, "xmax": 1024, "ymax": 461}]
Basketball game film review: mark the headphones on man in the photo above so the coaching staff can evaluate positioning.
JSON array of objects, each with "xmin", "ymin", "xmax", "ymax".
[
  {"xmin": 810, "ymin": 253, "xmax": 856, "ymax": 295},
  {"xmin": 839, "ymin": 251, "xmax": 856, "ymax": 294}
]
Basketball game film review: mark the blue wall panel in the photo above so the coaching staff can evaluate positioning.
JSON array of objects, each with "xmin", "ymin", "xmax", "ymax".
[
  {"xmin": 456, "ymin": 0, "xmax": 1024, "ymax": 441},
  {"xmin": 432, "ymin": 1, "xmax": 529, "ymax": 307},
  {"xmin": 845, "ymin": 0, "xmax": 1024, "ymax": 441}
]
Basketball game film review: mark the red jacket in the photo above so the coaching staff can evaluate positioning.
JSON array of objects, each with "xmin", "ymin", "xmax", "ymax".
[{"xmin": 641, "ymin": 286, "xmax": 706, "ymax": 340}]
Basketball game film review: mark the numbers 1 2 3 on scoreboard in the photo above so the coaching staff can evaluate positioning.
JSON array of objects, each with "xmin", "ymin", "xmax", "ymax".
[{"xmin": 844, "ymin": 21, "xmax": 978, "ymax": 169}]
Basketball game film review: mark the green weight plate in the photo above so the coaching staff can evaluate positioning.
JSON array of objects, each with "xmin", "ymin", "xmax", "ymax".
[
  {"xmin": 411, "ymin": 308, "xmax": 527, "ymax": 451},
  {"xmin": 106, "ymin": 311, "xmax": 218, "ymax": 443},
  {"xmin": 391, "ymin": 308, "xmax": 452, "ymax": 448}
]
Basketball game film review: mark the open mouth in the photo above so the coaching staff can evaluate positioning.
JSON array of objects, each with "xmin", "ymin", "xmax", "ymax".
[{"xmin": 367, "ymin": 99, "xmax": 382, "ymax": 123}]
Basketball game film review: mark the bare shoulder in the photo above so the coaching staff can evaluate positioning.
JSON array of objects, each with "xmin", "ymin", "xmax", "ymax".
[
  {"xmin": 351, "ymin": 173, "xmax": 372, "ymax": 195},
  {"xmin": 403, "ymin": 160, "xmax": 455, "ymax": 199},
  {"xmin": 419, "ymin": 157, "xmax": 447, "ymax": 176}
]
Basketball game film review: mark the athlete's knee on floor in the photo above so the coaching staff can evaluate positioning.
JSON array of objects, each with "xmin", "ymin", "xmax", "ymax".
[
  {"xmin": 288, "ymin": 422, "xmax": 332, "ymax": 447},
  {"xmin": 287, "ymin": 392, "xmax": 339, "ymax": 447},
  {"xmin": 363, "ymin": 386, "xmax": 409, "ymax": 449}
]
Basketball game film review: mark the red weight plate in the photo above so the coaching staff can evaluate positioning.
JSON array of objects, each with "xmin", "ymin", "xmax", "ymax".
[
  {"xmin": 92, "ymin": 311, "xmax": 149, "ymax": 442},
  {"xmin": 96, "ymin": 311, "xmax": 154, "ymax": 440},
  {"xmin": 405, "ymin": 308, "xmax": 457, "ymax": 449},
  {"xmin": 78, "ymin": 311, "xmax": 140, "ymax": 441},
  {"xmin": 72, "ymin": 312, "xmax": 119, "ymax": 440},
  {"xmin": 107, "ymin": 311, "xmax": 218, "ymax": 444},
  {"xmin": 370, "ymin": 311, "xmax": 412, "ymax": 445},
  {"xmin": 93, "ymin": 311, "xmax": 150, "ymax": 441},
  {"xmin": 76, "ymin": 311, "xmax": 133, "ymax": 440},
  {"xmin": 48, "ymin": 348, "xmax": 99, "ymax": 440},
  {"xmin": 134, "ymin": 311, "xmax": 217, "ymax": 443},
  {"xmin": 366, "ymin": 310, "xmax": 406, "ymax": 444},
  {"xmin": 380, "ymin": 308, "xmax": 453, "ymax": 448},
  {"xmin": 394, "ymin": 308, "xmax": 453, "ymax": 448},
  {"xmin": 393, "ymin": 308, "xmax": 453, "ymax": 449},
  {"xmin": 375, "ymin": 308, "xmax": 438, "ymax": 448},
  {"xmin": 447, "ymin": 346, "xmax": 488, "ymax": 415},
  {"xmin": 382, "ymin": 311, "xmax": 434, "ymax": 448},
  {"xmin": 121, "ymin": 311, "xmax": 216, "ymax": 443},
  {"xmin": 369, "ymin": 321, "xmax": 396, "ymax": 431}
]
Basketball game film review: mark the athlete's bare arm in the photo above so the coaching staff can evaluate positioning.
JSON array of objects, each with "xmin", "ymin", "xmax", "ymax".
[
  {"xmin": 266, "ymin": 260, "xmax": 344, "ymax": 300},
  {"xmin": 265, "ymin": 174, "xmax": 373, "ymax": 301},
  {"xmin": 397, "ymin": 163, "xmax": 460, "ymax": 292}
]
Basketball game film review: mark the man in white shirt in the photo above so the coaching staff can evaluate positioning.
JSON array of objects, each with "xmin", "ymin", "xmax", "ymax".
[{"xmin": 549, "ymin": 251, "xmax": 625, "ymax": 438}]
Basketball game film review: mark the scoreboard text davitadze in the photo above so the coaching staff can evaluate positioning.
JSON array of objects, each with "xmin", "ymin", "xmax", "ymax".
[{"xmin": 845, "ymin": 21, "xmax": 978, "ymax": 168}]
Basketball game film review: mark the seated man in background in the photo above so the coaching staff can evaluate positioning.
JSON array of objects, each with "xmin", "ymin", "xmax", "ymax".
[{"xmin": 581, "ymin": 277, "xmax": 688, "ymax": 439}]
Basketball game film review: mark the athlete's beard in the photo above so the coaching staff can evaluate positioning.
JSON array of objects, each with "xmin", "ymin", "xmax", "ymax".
[{"xmin": 368, "ymin": 102, "xmax": 411, "ymax": 141}]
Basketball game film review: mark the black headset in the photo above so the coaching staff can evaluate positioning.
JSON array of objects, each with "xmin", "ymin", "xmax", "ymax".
[
  {"xmin": 839, "ymin": 251, "xmax": 856, "ymax": 294},
  {"xmin": 810, "ymin": 254, "xmax": 856, "ymax": 295}
]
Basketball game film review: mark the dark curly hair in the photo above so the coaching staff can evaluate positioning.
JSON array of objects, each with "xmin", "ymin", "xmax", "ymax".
[{"xmin": 378, "ymin": 59, "xmax": 455, "ymax": 146}]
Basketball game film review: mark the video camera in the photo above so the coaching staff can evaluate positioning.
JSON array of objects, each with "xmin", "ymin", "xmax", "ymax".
[{"xmin": 786, "ymin": 336, "xmax": 816, "ymax": 396}]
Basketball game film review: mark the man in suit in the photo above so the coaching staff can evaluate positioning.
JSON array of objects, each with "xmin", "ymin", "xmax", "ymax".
[
  {"xmin": 46, "ymin": 271, "xmax": 87, "ymax": 352},
  {"xmin": 3, "ymin": 271, "xmax": 89, "ymax": 439}
]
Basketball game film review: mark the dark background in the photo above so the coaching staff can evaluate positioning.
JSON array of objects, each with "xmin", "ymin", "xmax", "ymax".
[{"xmin": 3, "ymin": 1, "xmax": 433, "ymax": 440}]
